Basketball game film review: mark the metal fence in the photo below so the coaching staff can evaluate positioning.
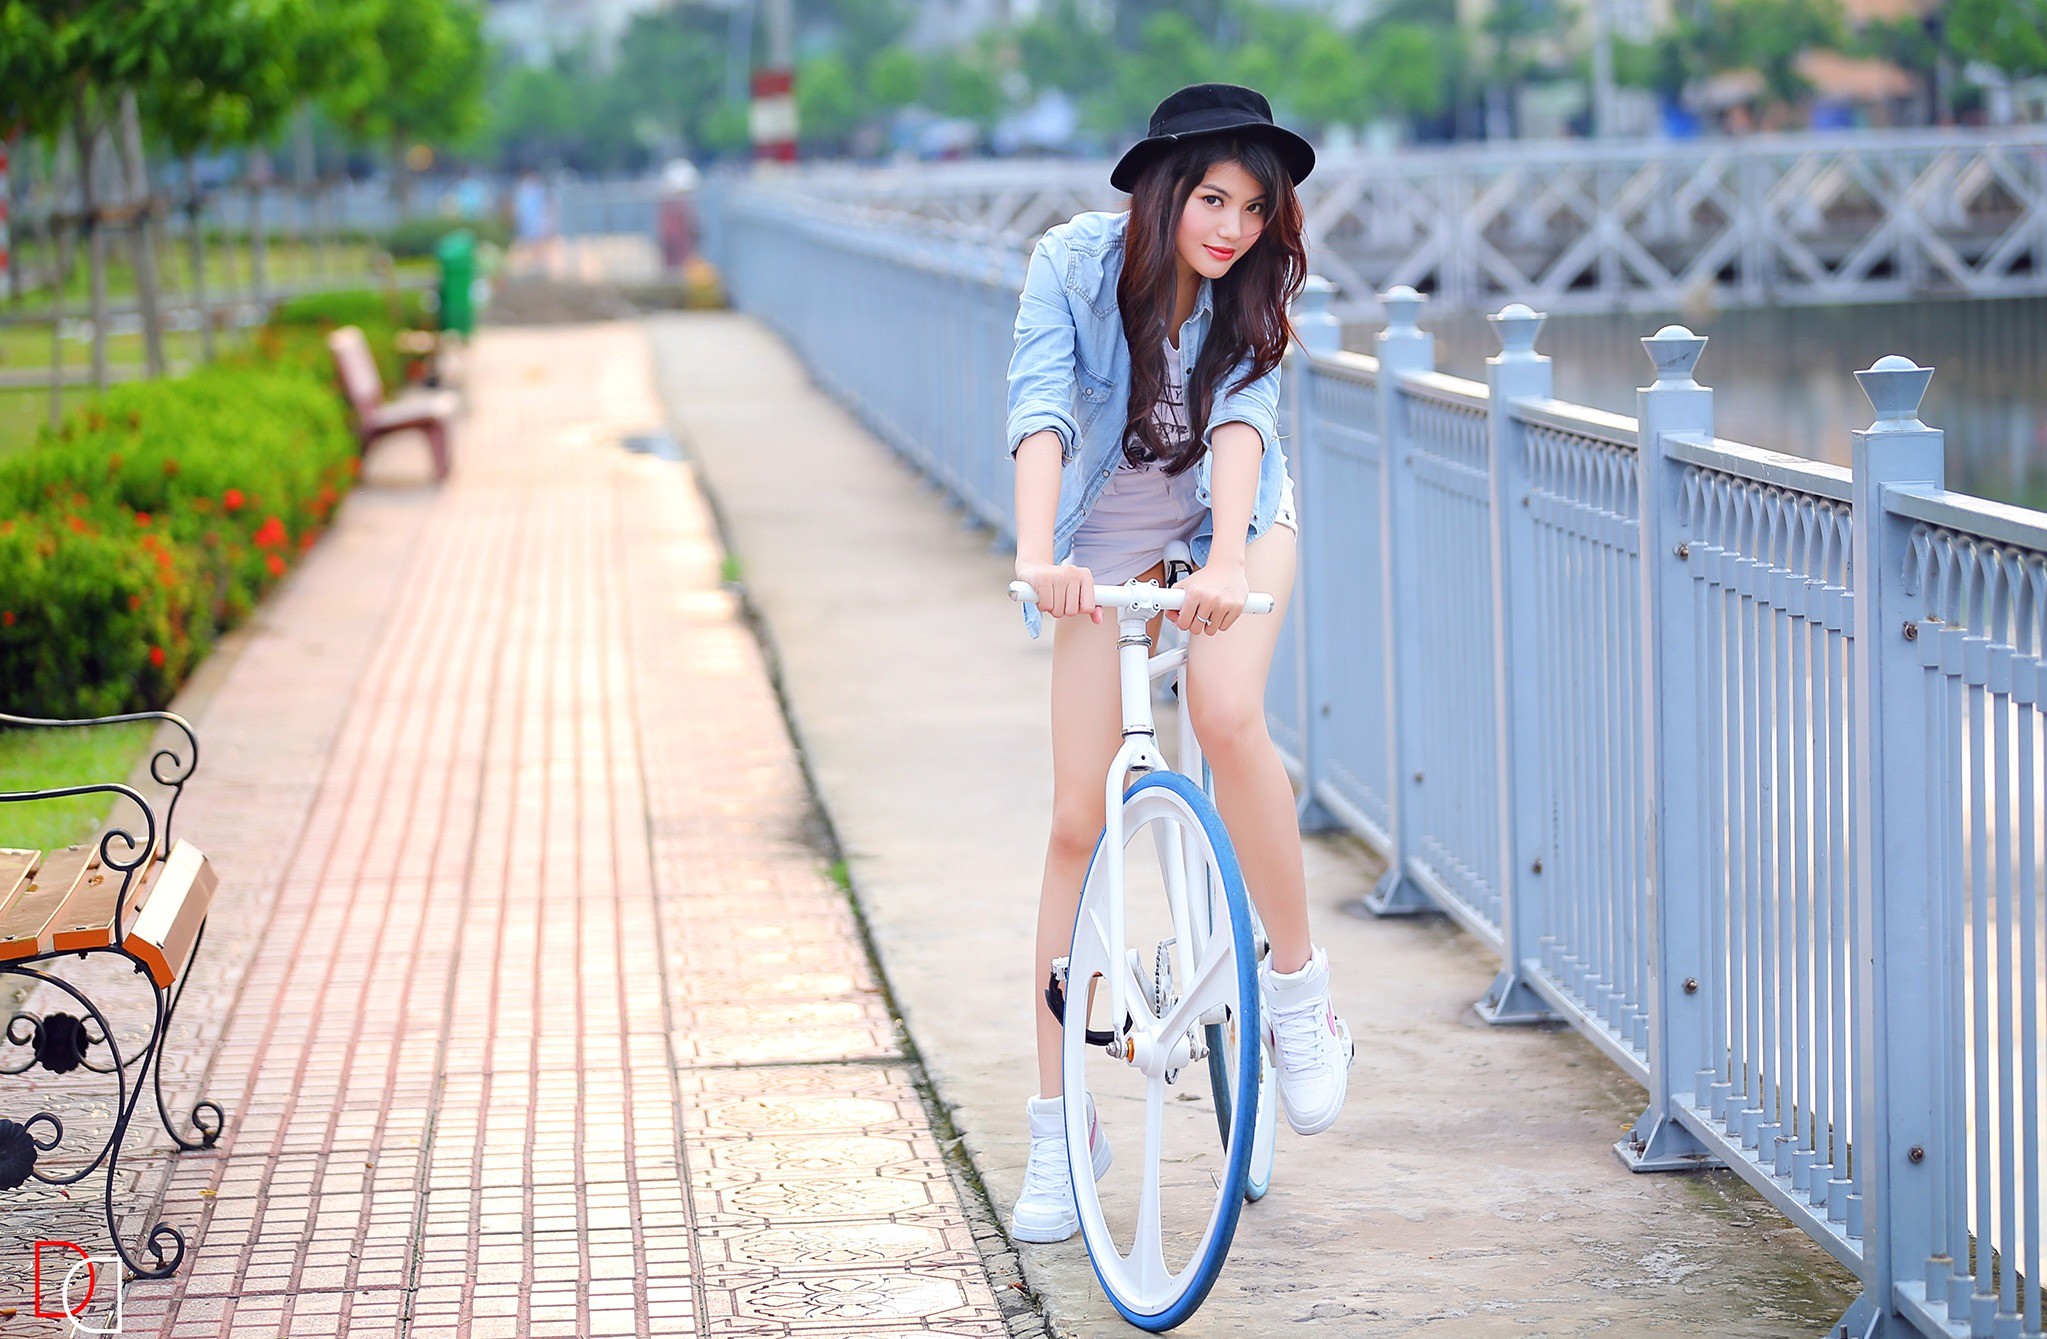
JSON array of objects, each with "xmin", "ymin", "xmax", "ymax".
[{"xmin": 706, "ymin": 186, "xmax": 2046, "ymax": 1339}]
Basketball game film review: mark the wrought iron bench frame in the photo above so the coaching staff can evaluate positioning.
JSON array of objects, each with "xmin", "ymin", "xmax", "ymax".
[{"xmin": 0, "ymin": 710, "xmax": 226, "ymax": 1281}]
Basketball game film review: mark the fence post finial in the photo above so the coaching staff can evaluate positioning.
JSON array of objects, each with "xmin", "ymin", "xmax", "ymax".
[
  {"xmin": 1488, "ymin": 302, "xmax": 1546, "ymax": 362},
  {"xmin": 1855, "ymin": 354, "xmax": 1934, "ymax": 431},
  {"xmin": 1380, "ymin": 284, "xmax": 1425, "ymax": 337},
  {"xmin": 1642, "ymin": 325, "xmax": 1708, "ymax": 389},
  {"xmin": 1293, "ymin": 274, "xmax": 1342, "ymax": 356}
]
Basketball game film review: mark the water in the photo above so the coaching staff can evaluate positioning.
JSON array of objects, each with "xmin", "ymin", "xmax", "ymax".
[{"xmin": 1350, "ymin": 296, "xmax": 2047, "ymax": 510}]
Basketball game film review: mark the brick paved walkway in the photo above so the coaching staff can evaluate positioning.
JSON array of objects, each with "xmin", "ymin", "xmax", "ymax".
[{"xmin": 0, "ymin": 325, "xmax": 1013, "ymax": 1338}]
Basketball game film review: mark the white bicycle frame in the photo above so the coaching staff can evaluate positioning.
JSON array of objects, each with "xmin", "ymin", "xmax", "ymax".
[{"xmin": 1008, "ymin": 575, "xmax": 1274, "ymax": 1050}]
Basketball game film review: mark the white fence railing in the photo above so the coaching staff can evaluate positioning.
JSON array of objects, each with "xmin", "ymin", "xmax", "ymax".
[{"xmin": 707, "ymin": 185, "xmax": 2047, "ymax": 1339}]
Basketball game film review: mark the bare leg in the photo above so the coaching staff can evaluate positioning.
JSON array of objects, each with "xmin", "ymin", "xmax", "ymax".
[
  {"xmin": 1185, "ymin": 526, "xmax": 1310, "ymax": 973},
  {"xmin": 1032, "ymin": 563, "xmax": 1168, "ymax": 1098}
]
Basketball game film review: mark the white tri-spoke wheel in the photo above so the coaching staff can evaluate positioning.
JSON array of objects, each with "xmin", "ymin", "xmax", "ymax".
[{"xmin": 1062, "ymin": 772, "xmax": 1260, "ymax": 1331}]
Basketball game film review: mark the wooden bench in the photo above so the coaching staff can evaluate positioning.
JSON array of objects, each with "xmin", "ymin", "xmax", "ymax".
[
  {"xmin": 327, "ymin": 324, "xmax": 459, "ymax": 481},
  {"xmin": 0, "ymin": 839, "xmax": 216, "ymax": 984},
  {"xmin": 0, "ymin": 711, "xmax": 227, "ymax": 1282}
]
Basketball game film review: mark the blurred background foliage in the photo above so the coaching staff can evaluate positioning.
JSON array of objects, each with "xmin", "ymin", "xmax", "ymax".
[
  {"xmin": 475, "ymin": 0, "xmax": 2043, "ymax": 172},
  {"xmin": 5, "ymin": 0, "xmax": 2045, "ymax": 193}
]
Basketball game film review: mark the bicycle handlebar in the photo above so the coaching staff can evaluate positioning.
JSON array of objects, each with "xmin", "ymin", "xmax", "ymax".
[{"xmin": 1009, "ymin": 581, "xmax": 1276, "ymax": 616}]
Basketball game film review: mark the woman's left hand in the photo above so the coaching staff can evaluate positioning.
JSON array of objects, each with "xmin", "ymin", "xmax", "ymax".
[{"xmin": 1171, "ymin": 559, "xmax": 1249, "ymax": 636}]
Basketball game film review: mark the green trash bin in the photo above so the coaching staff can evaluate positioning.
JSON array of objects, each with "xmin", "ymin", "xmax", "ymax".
[{"xmin": 434, "ymin": 228, "xmax": 477, "ymax": 337}]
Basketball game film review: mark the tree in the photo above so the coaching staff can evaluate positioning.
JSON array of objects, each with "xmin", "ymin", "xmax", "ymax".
[
  {"xmin": 1013, "ymin": 0, "xmax": 1115, "ymax": 100},
  {"xmin": 0, "ymin": 0, "xmax": 308, "ymax": 386},
  {"xmin": 142, "ymin": 0, "xmax": 310, "ymax": 355},
  {"xmin": 866, "ymin": 48, "xmax": 924, "ymax": 112},
  {"xmin": 482, "ymin": 5, "xmax": 732, "ymax": 172},
  {"xmin": 323, "ymin": 0, "xmax": 486, "ymax": 203},
  {"xmin": 925, "ymin": 46, "xmax": 1005, "ymax": 127},
  {"xmin": 1097, "ymin": 12, "xmax": 1216, "ymax": 137},
  {"xmin": 1359, "ymin": 22, "xmax": 1451, "ymax": 122},
  {"xmin": 797, "ymin": 54, "xmax": 864, "ymax": 149},
  {"xmin": 1287, "ymin": 27, "xmax": 1371, "ymax": 133},
  {"xmin": 1647, "ymin": 0, "xmax": 1849, "ymax": 113},
  {"xmin": 1946, "ymin": 0, "xmax": 2047, "ymax": 78},
  {"xmin": 797, "ymin": 0, "xmax": 912, "ymax": 81}
]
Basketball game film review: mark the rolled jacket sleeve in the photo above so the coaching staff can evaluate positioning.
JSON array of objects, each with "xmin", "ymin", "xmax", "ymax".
[
  {"xmin": 1202, "ymin": 354, "xmax": 1281, "ymax": 458},
  {"xmin": 1005, "ymin": 233, "xmax": 1083, "ymax": 464}
]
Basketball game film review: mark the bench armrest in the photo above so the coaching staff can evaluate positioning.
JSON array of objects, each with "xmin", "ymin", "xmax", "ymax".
[
  {"xmin": 0, "ymin": 782, "xmax": 161, "ymax": 945},
  {"xmin": 0, "ymin": 712, "xmax": 199, "ymax": 850}
]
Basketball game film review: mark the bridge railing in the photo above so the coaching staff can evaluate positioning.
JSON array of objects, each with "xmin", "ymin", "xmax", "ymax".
[
  {"xmin": 706, "ymin": 185, "xmax": 2045, "ymax": 1339},
  {"xmin": 719, "ymin": 128, "xmax": 2047, "ymax": 318}
]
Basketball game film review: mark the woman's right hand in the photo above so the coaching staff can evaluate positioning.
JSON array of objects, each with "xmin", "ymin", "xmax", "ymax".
[{"xmin": 1016, "ymin": 559, "xmax": 1101, "ymax": 623}]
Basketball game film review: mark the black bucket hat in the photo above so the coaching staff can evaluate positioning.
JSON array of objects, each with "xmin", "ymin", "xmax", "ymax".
[{"xmin": 1110, "ymin": 83, "xmax": 1316, "ymax": 195}]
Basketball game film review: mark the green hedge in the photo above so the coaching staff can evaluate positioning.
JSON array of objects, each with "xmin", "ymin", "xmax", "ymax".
[
  {"xmin": 0, "ymin": 292, "xmax": 408, "ymax": 718},
  {"xmin": 383, "ymin": 215, "xmax": 510, "ymax": 260}
]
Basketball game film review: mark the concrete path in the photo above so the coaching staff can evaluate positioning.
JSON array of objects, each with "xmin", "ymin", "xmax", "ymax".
[
  {"xmin": 1, "ymin": 324, "xmax": 1019, "ymax": 1337},
  {"xmin": 648, "ymin": 309, "xmax": 1863, "ymax": 1338}
]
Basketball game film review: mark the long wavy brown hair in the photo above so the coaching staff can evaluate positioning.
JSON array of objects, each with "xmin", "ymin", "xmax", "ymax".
[{"xmin": 1117, "ymin": 135, "xmax": 1307, "ymax": 475}]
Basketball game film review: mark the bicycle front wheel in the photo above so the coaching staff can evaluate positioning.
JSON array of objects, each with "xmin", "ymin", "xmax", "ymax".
[{"xmin": 1062, "ymin": 771, "xmax": 1260, "ymax": 1332}]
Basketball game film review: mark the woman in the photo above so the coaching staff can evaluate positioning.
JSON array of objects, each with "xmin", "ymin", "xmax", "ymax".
[{"xmin": 1003, "ymin": 83, "xmax": 1353, "ymax": 1244}]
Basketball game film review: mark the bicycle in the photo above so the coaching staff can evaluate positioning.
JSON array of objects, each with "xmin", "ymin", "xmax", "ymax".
[{"xmin": 1009, "ymin": 561, "xmax": 1281, "ymax": 1331}]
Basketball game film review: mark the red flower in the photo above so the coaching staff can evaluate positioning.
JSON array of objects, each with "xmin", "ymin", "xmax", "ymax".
[
  {"xmin": 254, "ymin": 516, "xmax": 288, "ymax": 549},
  {"xmin": 134, "ymin": 511, "xmax": 152, "ymax": 528},
  {"xmin": 299, "ymin": 531, "xmax": 317, "ymax": 552},
  {"xmin": 148, "ymin": 646, "xmax": 166, "ymax": 668},
  {"xmin": 265, "ymin": 553, "xmax": 286, "ymax": 577},
  {"xmin": 129, "ymin": 594, "xmax": 144, "ymax": 611},
  {"xmin": 66, "ymin": 515, "xmax": 88, "ymax": 534},
  {"xmin": 224, "ymin": 488, "xmax": 245, "ymax": 512},
  {"xmin": 1, "ymin": 612, "xmax": 13, "ymax": 627}
]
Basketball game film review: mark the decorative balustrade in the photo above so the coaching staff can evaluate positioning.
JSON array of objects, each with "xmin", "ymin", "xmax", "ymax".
[{"xmin": 706, "ymin": 187, "xmax": 2046, "ymax": 1339}]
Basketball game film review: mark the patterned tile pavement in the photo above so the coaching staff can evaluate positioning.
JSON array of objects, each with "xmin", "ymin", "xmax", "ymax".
[{"xmin": 0, "ymin": 325, "xmax": 1023, "ymax": 1338}]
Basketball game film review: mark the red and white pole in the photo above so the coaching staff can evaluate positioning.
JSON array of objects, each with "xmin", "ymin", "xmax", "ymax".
[
  {"xmin": 751, "ymin": 0, "xmax": 796, "ymax": 165},
  {"xmin": 750, "ymin": 69, "xmax": 797, "ymax": 164}
]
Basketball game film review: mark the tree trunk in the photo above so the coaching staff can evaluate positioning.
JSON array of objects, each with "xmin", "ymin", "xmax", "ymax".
[
  {"xmin": 47, "ymin": 136, "xmax": 78, "ymax": 428},
  {"xmin": 117, "ymin": 91, "xmax": 165, "ymax": 377},
  {"xmin": 183, "ymin": 152, "xmax": 214, "ymax": 362},
  {"xmin": 72, "ymin": 93, "xmax": 108, "ymax": 394},
  {"xmin": 390, "ymin": 129, "xmax": 413, "ymax": 215},
  {"xmin": 5, "ymin": 132, "xmax": 20, "ymax": 305},
  {"xmin": 294, "ymin": 107, "xmax": 325, "ymax": 279},
  {"xmin": 248, "ymin": 146, "xmax": 270, "ymax": 310}
]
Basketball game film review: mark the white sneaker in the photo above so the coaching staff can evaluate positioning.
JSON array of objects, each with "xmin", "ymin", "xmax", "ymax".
[
  {"xmin": 1009, "ymin": 1093, "xmax": 1113, "ymax": 1244},
  {"xmin": 1261, "ymin": 946, "xmax": 1355, "ymax": 1135}
]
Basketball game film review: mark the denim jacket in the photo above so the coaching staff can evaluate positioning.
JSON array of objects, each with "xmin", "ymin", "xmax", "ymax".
[{"xmin": 1004, "ymin": 210, "xmax": 1288, "ymax": 637}]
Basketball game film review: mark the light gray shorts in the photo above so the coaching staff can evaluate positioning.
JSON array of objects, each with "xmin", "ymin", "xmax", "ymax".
[{"xmin": 1070, "ymin": 469, "xmax": 1297, "ymax": 586}]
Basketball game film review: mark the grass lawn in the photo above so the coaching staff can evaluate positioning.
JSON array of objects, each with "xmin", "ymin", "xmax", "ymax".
[
  {"xmin": 6, "ymin": 238, "xmax": 393, "ymax": 314},
  {"xmin": 0, "ymin": 251, "xmax": 434, "ymax": 458},
  {"xmin": 0, "ymin": 721, "xmax": 159, "ymax": 853}
]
